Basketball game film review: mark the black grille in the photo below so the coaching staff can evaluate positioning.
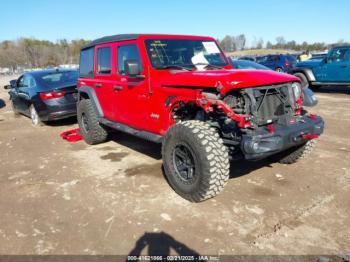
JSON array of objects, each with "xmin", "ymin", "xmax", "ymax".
[{"xmin": 255, "ymin": 87, "xmax": 289, "ymax": 124}]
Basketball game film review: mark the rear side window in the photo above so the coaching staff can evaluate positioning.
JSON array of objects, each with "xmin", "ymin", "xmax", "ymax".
[
  {"xmin": 79, "ymin": 48, "xmax": 94, "ymax": 78},
  {"xmin": 117, "ymin": 45, "xmax": 142, "ymax": 75},
  {"xmin": 97, "ymin": 47, "xmax": 111, "ymax": 74}
]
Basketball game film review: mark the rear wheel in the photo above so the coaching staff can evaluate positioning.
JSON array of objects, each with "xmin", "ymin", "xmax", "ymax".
[
  {"xmin": 162, "ymin": 120, "xmax": 230, "ymax": 202},
  {"xmin": 77, "ymin": 99, "xmax": 108, "ymax": 145},
  {"xmin": 30, "ymin": 105, "xmax": 42, "ymax": 126},
  {"xmin": 276, "ymin": 140, "xmax": 316, "ymax": 164},
  {"xmin": 293, "ymin": 72, "xmax": 309, "ymax": 89}
]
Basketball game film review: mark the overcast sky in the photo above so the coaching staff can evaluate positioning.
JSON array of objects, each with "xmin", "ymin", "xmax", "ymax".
[{"xmin": 1, "ymin": 0, "xmax": 349, "ymax": 45}]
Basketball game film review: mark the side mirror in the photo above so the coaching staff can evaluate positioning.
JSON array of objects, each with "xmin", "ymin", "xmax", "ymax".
[
  {"xmin": 124, "ymin": 60, "xmax": 141, "ymax": 77},
  {"xmin": 4, "ymin": 80, "xmax": 17, "ymax": 89},
  {"xmin": 323, "ymin": 57, "xmax": 328, "ymax": 64},
  {"xmin": 302, "ymin": 88, "xmax": 318, "ymax": 107},
  {"xmin": 10, "ymin": 80, "xmax": 17, "ymax": 88}
]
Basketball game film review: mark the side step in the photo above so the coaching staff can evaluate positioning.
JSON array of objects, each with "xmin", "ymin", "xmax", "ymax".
[{"xmin": 99, "ymin": 118, "xmax": 163, "ymax": 143}]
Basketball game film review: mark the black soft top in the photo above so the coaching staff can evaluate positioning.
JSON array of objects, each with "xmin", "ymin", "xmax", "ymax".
[{"xmin": 81, "ymin": 34, "xmax": 139, "ymax": 50}]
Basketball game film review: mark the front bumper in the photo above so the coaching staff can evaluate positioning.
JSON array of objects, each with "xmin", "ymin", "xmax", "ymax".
[{"xmin": 241, "ymin": 115, "xmax": 324, "ymax": 160}]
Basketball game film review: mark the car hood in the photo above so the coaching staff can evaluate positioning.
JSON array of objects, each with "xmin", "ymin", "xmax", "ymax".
[
  {"xmin": 296, "ymin": 59, "xmax": 322, "ymax": 68},
  {"xmin": 159, "ymin": 69, "xmax": 299, "ymax": 92}
]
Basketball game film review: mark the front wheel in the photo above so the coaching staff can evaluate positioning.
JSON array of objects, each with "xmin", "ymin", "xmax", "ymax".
[
  {"xmin": 11, "ymin": 99, "xmax": 20, "ymax": 117},
  {"xmin": 162, "ymin": 120, "xmax": 230, "ymax": 202},
  {"xmin": 276, "ymin": 140, "xmax": 317, "ymax": 164},
  {"xmin": 293, "ymin": 72, "xmax": 309, "ymax": 89}
]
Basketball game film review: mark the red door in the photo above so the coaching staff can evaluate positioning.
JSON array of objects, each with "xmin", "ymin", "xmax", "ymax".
[
  {"xmin": 93, "ymin": 43, "xmax": 116, "ymax": 121},
  {"xmin": 112, "ymin": 41, "xmax": 151, "ymax": 130}
]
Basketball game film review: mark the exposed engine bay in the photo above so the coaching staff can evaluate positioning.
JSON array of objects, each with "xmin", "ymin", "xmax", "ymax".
[
  {"xmin": 172, "ymin": 82, "xmax": 304, "ymax": 130},
  {"xmin": 170, "ymin": 82, "xmax": 324, "ymax": 160},
  {"xmin": 222, "ymin": 83, "xmax": 301, "ymax": 128}
]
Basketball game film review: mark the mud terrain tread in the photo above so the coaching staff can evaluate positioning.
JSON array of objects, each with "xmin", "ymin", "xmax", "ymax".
[
  {"xmin": 293, "ymin": 72, "xmax": 309, "ymax": 89},
  {"xmin": 162, "ymin": 120, "xmax": 230, "ymax": 202},
  {"xmin": 77, "ymin": 99, "xmax": 107, "ymax": 145},
  {"xmin": 278, "ymin": 140, "xmax": 316, "ymax": 164}
]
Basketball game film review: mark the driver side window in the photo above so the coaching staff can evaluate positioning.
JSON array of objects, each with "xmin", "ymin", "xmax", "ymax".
[
  {"xmin": 17, "ymin": 75, "xmax": 34, "ymax": 88},
  {"xmin": 328, "ymin": 48, "xmax": 348, "ymax": 63},
  {"xmin": 117, "ymin": 44, "xmax": 142, "ymax": 75},
  {"xmin": 17, "ymin": 76, "xmax": 25, "ymax": 87}
]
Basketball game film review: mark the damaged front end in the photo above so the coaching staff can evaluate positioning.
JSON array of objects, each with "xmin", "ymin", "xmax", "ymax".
[{"xmin": 171, "ymin": 82, "xmax": 324, "ymax": 160}]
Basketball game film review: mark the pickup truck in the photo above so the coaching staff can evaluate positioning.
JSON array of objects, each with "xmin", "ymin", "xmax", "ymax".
[{"xmin": 290, "ymin": 46, "xmax": 350, "ymax": 88}]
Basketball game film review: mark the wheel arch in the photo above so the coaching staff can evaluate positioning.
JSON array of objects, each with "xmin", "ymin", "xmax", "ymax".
[
  {"xmin": 289, "ymin": 68, "xmax": 316, "ymax": 82},
  {"xmin": 78, "ymin": 86, "xmax": 104, "ymax": 118}
]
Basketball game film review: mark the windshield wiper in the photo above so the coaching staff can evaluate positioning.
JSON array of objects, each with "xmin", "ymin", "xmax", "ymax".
[
  {"xmin": 157, "ymin": 65, "xmax": 193, "ymax": 71},
  {"xmin": 194, "ymin": 63, "xmax": 223, "ymax": 69}
]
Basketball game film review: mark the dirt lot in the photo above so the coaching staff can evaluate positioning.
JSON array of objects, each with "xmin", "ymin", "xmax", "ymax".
[{"xmin": 0, "ymin": 75, "xmax": 349, "ymax": 257}]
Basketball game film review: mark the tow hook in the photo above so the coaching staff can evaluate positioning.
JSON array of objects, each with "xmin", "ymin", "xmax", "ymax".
[
  {"xmin": 293, "ymin": 133, "xmax": 319, "ymax": 142},
  {"xmin": 302, "ymin": 134, "xmax": 319, "ymax": 140}
]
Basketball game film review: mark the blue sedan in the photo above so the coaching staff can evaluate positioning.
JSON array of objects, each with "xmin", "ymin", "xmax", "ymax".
[{"xmin": 4, "ymin": 69, "xmax": 78, "ymax": 125}]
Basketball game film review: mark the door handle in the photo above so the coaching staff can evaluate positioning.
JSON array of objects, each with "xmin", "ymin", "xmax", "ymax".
[
  {"xmin": 113, "ymin": 85, "xmax": 123, "ymax": 91},
  {"xmin": 95, "ymin": 83, "xmax": 102, "ymax": 88},
  {"xmin": 340, "ymin": 65, "xmax": 347, "ymax": 68}
]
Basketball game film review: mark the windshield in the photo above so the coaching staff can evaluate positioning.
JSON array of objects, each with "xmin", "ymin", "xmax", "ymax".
[
  {"xmin": 39, "ymin": 71, "xmax": 78, "ymax": 88},
  {"xmin": 144, "ymin": 39, "xmax": 228, "ymax": 69}
]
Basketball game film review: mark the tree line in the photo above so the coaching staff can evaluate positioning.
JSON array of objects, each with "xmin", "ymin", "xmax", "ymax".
[
  {"xmin": 0, "ymin": 38, "xmax": 90, "ymax": 69},
  {"xmin": 219, "ymin": 34, "xmax": 349, "ymax": 52},
  {"xmin": 0, "ymin": 35, "xmax": 349, "ymax": 69}
]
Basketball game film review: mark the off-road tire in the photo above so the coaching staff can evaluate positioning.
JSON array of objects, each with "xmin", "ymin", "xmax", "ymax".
[
  {"xmin": 77, "ymin": 99, "xmax": 108, "ymax": 145},
  {"xmin": 293, "ymin": 72, "xmax": 309, "ymax": 89},
  {"xmin": 162, "ymin": 120, "xmax": 230, "ymax": 202},
  {"xmin": 277, "ymin": 140, "xmax": 316, "ymax": 164},
  {"xmin": 30, "ymin": 104, "xmax": 42, "ymax": 126}
]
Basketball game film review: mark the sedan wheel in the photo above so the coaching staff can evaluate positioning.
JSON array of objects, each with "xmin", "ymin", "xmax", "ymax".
[
  {"xmin": 11, "ymin": 100, "xmax": 20, "ymax": 116},
  {"xmin": 275, "ymin": 67, "xmax": 283, "ymax": 72},
  {"xmin": 30, "ymin": 105, "xmax": 41, "ymax": 126}
]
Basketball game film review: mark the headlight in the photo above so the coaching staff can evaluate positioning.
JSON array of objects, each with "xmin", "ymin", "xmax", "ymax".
[{"xmin": 292, "ymin": 82, "xmax": 302, "ymax": 100}]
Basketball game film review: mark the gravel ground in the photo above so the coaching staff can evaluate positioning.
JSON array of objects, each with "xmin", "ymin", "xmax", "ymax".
[{"xmin": 0, "ymin": 75, "xmax": 349, "ymax": 258}]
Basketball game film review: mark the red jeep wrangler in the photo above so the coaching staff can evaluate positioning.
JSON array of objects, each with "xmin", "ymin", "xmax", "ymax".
[{"xmin": 77, "ymin": 34, "xmax": 324, "ymax": 202}]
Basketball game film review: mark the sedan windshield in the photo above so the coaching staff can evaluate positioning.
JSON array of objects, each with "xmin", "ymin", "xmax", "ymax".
[{"xmin": 144, "ymin": 39, "xmax": 228, "ymax": 70}]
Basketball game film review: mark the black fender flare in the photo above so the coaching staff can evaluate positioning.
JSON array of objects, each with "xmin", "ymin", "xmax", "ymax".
[
  {"xmin": 288, "ymin": 68, "xmax": 316, "ymax": 82},
  {"xmin": 78, "ymin": 86, "xmax": 104, "ymax": 118}
]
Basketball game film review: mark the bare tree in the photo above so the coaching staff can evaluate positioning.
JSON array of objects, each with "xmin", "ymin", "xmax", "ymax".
[
  {"xmin": 276, "ymin": 36, "xmax": 286, "ymax": 48},
  {"xmin": 256, "ymin": 38, "xmax": 264, "ymax": 49},
  {"xmin": 0, "ymin": 38, "xmax": 91, "ymax": 69},
  {"xmin": 220, "ymin": 35, "xmax": 235, "ymax": 52},
  {"xmin": 235, "ymin": 34, "xmax": 246, "ymax": 50}
]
